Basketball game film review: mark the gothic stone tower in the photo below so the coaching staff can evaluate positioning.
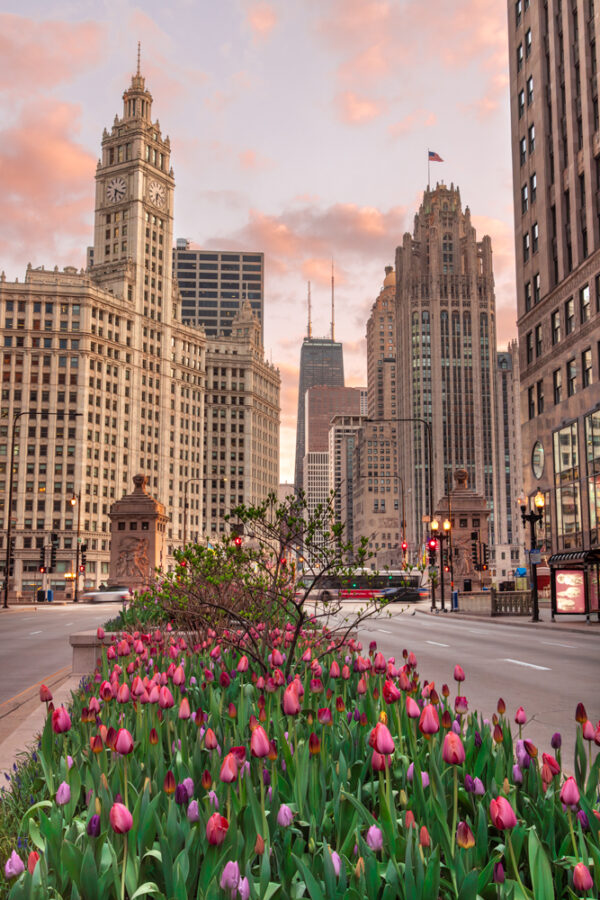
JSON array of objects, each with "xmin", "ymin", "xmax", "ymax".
[{"xmin": 395, "ymin": 183, "xmax": 499, "ymax": 545}]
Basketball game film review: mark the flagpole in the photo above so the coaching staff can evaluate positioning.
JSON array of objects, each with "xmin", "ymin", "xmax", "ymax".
[{"xmin": 427, "ymin": 149, "xmax": 430, "ymax": 189}]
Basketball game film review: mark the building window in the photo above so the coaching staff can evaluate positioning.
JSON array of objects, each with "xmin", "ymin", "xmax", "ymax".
[
  {"xmin": 534, "ymin": 272, "xmax": 541, "ymax": 304},
  {"xmin": 521, "ymin": 183, "xmax": 528, "ymax": 213},
  {"xmin": 520, "ymin": 136, "xmax": 527, "ymax": 165},
  {"xmin": 528, "ymin": 123, "xmax": 535, "ymax": 153},
  {"xmin": 582, "ymin": 348, "xmax": 592, "ymax": 388},
  {"xmin": 532, "ymin": 221, "xmax": 539, "ymax": 252},
  {"xmin": 553, "ymin": 368, "xmax": 562, "ymax": 404},
  {"xmin": 528, "ymin": 385, "xmax": 535, "ymax": 419},
  {"xmin": 536, "ymin": 379, "xmax": 544, "ymax": 414},
  {"xmin": 518, "ymin": 89, "xmax": 525, "ymax": 118},
  {"xmin": 525, "ymin": 281, "xmax": 532, "ymax": 311},
  {"xmin": 525, "ymin": 27, "xmax": 532, "ymax": 56},
  {"xmin": 565, "ymin": 296, "xmax": 574, "ymax": 334},
  {"xmin": 551, "ymin": 309, "xmax": 561, "ymax": 344},
  {"xmin": 530, "ymin": 172, "xmax": 537, "ymax": 202},
  {"xmin": 579, "ymin": 284, "xmax": 590, "ymax": 322},
  {"xmin": 523, "ymin": 232, "xmax": 530, "ymax": 261},
  {"xmin": 553, "ymin": 422, "xmax": 581, "ymax": 549},
  {"xmin": 516, "ymin": 0, "xmax": 522, "ymax": 26},
  {"xmin": 535, "ymin": 323, "xmax": 542, "ymax": 356},
  {"xmin": 567, "ymin": 358, "xmax": 576, "ymax": 396},
  {"xmin": 517, "ymin": 42, "xmax": 524, "ymax": 71},
  {"xmin": 526, "ymin": 330, "xmax": 534, "ymax": 364},
  {"xmin": 526, "ymin": 76, "xmax": 534, "ymax": 105}
]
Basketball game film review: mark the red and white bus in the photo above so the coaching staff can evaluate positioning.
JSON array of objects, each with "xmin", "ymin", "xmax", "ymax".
[{"xmin": 300, "ymin": 569, "xmax": 428, "ymax": 604}]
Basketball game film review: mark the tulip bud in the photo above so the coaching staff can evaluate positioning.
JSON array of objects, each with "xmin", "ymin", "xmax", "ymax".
[
  {"xmin": 201, "ymin": 769, "xmax": 212, "ymax": 790},
  {"xmin": 497, "ymin": 697, "xmax": 506, "ymax": 715},
  {"xmin": 456, "ymin": 821, "xmax": 475, "ymax": 849},
  {"xmin": 572, "ymin": 862, "xmax": 593, "ymax": 892},
  {"xmin": 419, "ymin": 826, "xmax": 430, "ymax": 848},
  {"xmin": 493, "ymin": 861, "xmax": 505, "ymax": 883},
  {"xmin": 493, "ymin": 723, "xmax": 504, "ymax": 743},
  {"xmin": 87, "ymin": 814, "xmax": 101, "ymax": 837},
  {"xmin": 254, "ymin": 833, "xmax": 265, "ymax": 855},
  {"xmin": 575, "ymin": 702, "xmax": 587, "ymax": 723},
  {"xmin": 27, "ymin": 850, "xmax": 40, "ymax": 874},
  {"xmin": 355, "ymin": 857, "xmax": 365, "ymax": 878},
  {"xmin": 163, "ymin": 770, "xmax": 176, "ymax": 794},
  {"xmin": 109, "ymin": 802, "xmax": 133, "ymax": 833},
  {"xmin": 551, "ymin": 731, "xmax": 562, "ymax": 749}
]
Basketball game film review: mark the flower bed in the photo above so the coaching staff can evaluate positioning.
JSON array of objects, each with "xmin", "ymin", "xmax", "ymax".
[{"xmin": 2, "ymin": 624, "xmax": 600, "ymax": 899}]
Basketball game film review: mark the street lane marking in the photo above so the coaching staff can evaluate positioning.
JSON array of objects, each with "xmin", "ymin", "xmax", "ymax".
[
  {"xmin": 503, "ymin": 658, "xmax": 550, "ymax": 671},
  {"xmin": 467, "ymin": 628, "xmax": 489, "ymax": 634},
  {"xmin": 540, "ymin": 640, "xmax": 577, "ymax": 649},
  {"xmin": 65, "ymin": 622, "xmax": 73, "ymax": 626},
  {"xmin": 29, "ymin": 630, "xmax": 42, "ymax": 635},
  {"xmin": 378, "ymin": 628, "xmax": 392, "ymax": 634},
  {"xmin": 426, "ymin": 640, "xmax": 449, "ymax": 647}
]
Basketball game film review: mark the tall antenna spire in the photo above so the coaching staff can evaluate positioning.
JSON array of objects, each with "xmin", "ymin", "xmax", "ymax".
[
  {"xmin": 307, "ymin": 282, "xmax": 312, "ymax": 339},
  {"xmin": 331, "ymin": 259, "xmax": 335, "ymax": 342},
  {"xmin": 137, "ymin": 41, "xmax": 141, "ymax": 76}
]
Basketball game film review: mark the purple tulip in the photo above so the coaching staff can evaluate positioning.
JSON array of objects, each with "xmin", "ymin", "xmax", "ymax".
[
  {"xmin": 515, "ymin": 739, "xmax": 531, "ymax": 770},
  {"xmin": 174, "ymin": 783, "xmax": 188, "ymax": 805},
  {"xmin": 473, "ymin": 777, "xmax": 485, "ymax": 795},
  {"xmin": 421, "ymin": 771, "xmax": 430, "ymax": 788},
  {"xmin": 220, "ymin": 860, "xmax": 240, "ymax": 897},
  {"xmin": 451, "ymin": 719, "xmax": 461, "ymax": 734},
  {"xmin": 208, "ymin": 790, "xmax": 219, "ymax": 809},
  {"xmin": 493, "ymin": 861, "xmax": 505, "ymax": 884},
  {"xmin": 277, "ymin": 804, "xmax": 294, "ymax": 827},
  {"xmin": 56, "ymin": 781, "xmax": 71, "ymax": 806},
  {"xmin": 464, "ymin": 774, "xmax": 475, "ymax": 793},
  {"xmin": 577, "ymin": 809, "xmax": 589, "ymax": 831},
  {"xmin": 239, "ymin": 876, "xmax": 250, "ymax": 899},
  {"xmin": 262, "ymin": 767, "xmax": 271, "ymax": 786},
  {"xmin": 366, "ymin": 825, "xmax": 383, "ymax": 851},
  {"xmin": 474, "ymin": 731, "xmax": 482, "ymax": 748},
  {"xmin": 512, "ymin": 764, "xmax": 523, "ymax": 785},
  {"xmin": 4, "ymin": 851, "xmax": 24, "ymax": 879},
  {"xmin": 331, "ymin": 850, "xmax": 341, "ymax": 876},
  {"xmin": 187, "ymin": 800, "xmax": 200, "ymax": 823},
  {"xmin": 183, "ymin": 777, "xmax": 194, "ymax": 799},
  {"xmin": 87, "ymin": 814, "xmax": 101, "ymax": 837},
  {"xmin": 407, "ymin": 762, "xmax": 415, "ymax": 782},
  {"xmin": 550, "ymin": 732, "xmax": 562, "ymax": 750}
]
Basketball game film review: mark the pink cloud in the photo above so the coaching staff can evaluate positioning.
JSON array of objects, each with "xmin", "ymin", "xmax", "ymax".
[
  {"xmin": 0, "ymin": 14, "xmax": 105, "ymax": 91},
  {"xmin": 389, "ymin": 109, "xmax": 436, "ymax": 138},
  {"xmin": 239, "ymin": 148, "xmax": 272, "ymax": 170},
  {"xmin": 246, "ymin": 2, "xmax": 278, "ymax": 38},
  {"xmin": 301, "ymin": 257, "xmax": 342, "ymax": 287},
  {"xmin": 335, "ymin": 91, "xmax": 386, "ymax": 124}
]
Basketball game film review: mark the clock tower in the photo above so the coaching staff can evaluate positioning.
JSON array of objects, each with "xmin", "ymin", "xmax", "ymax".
[{"xmin": 91, "ymin": 48, "xmax": 175, "ymax": 323}]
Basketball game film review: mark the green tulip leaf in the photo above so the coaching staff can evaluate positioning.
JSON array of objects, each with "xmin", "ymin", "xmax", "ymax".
[
  {"xmin": 292, "ymin": 853, "xmax": 325, "ymax": 900},
  {"xmin": 130, "ymin": 883, "xmax": 163, "ymax": 898},
  {"xmin": 528, "ymin": 826, "xmax": 553, "ymax": 900}
]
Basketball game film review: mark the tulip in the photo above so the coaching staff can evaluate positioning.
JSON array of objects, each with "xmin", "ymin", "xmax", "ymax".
[
  {"xmin": 116, "ymin": 683, "xmax": 130, "ymax": 704},
  {"xmin": 454, "ymin": 696, "xmax": 468, "ymax": 715},
  {"xmin": 163, "ymin": 770, "xmax": 176, "ymax": 794},
  {"xmin": 371, "ymin": 750, "xmax": 388, "ymax": 772},
  {"xmin": 254, "ymin": 834, "xmax": 265, "ymax": 855},
  {"xmin": 206, "ymin": 812, "xmax": 229, "ymax": 845},
  {"xmin": 318, "ymin": 707, "xmax": 333, "ymax": 725},
  {"xmin": 187, "ymin": 800, "xmax": 200, "ymax": 823},
  {"xmin": 331, "ymin": 850, "xmax": 341, "ymax": 876},
  {"xmin": 97, "ymin": 627, "xmax": 105, "ymax": 640},
  {"xmin": 456, "ymin": 821, "xmax": 475, "ymax": 849},
  {"xmin": 56, "ymin": 781, "xmax": 71, "ymax": 806},
  {"xmin": 419, "ymin": 826, "xmax": 430, "ymax": 848},
  {"xmin": 174, "ymin": 784, "xmax": 188, "ymax": 805},
  {"xmin": 178, "ymin": 697, "xmax": 191, "ymax": 719},
  {"xmin": 493, "ymin": 861, "xmax": 505, "ymax": 884},
  {"xmin": 87, "ymin": 814, "xmax": 101, "ymax": 837},
  {"xmin": 419, "ymin": 704, "xmax": 439, "ymax": 735},
  {"xmin": 51, "ymin": 706, "xmax": 71, "ymax": 734},
  {"xmin": 497, "ymin": 697, "xmax": 506, "ymax": 715},
  {"xmin": 336, "ymin": 696, "xmax": 345, "ymax": 712},
  {"xmin": 220, "ymin": 860, "xmax": 241, "ymax": 897},
  {"xmin": 572, "ymin": 862, "xmax": 593, "ymax": 891},
  {"xmin": 158, "ymin": 686, "xmax": 174, "ymax": 708},
  {"xmin": 251, "ymin": 725, "xmax": 270, "ymax": 758},
  {"xmin": 237, "ymin": 655, "xmax": 249, "ymax": 672},
  {"xmin": 559, "ymin": 776, "xmax": 580, "ymax": 810},
  {"xmin": 453, "ymin": 664, "xmax": 465, "ymax": 682},
  {"xmin": 366, "ymin": 825, "xmax": 383, "ymax": 851},
  {"xmin": 442, "ymin": 732, "xmax": 465, "ymax": 765},
  {"xmin": 551, "ymin": 731, "xmax": 562, "ymax": 749},
  {"xmin": 382, "ymin": 680, "xmax": 401, "ymax": 704},
  {"xmin": 277, "ymin": 804, "xmax": 294, "ymax": 827},
  {"xmin": 489, "ymin": 796, "xmax": 517, "ymax": 830},
  {"xmin": 512, "ymin": 764, "xmax": 523, "ymax": 785},
  {"xmin": 239, "ymin": 877, "xmax": 250, "ymax": 900},
  {"xmin": 542, "ymin": 753, "xmax": 560, "ymax": 776},
  {"xmin": 40, "ymin": 684, "xmax": 53, "ymax": 703},
  {"xmin": 582, "ymin": 719, "xmax": 595, "ymax": 741},
  {"xmin": 4, "ymin": 851, "xmax": 24, "ymax": 879},
  {"xmin": 204, "ymin": 728, "xmax": 219, "ymax": 750},
  {"xmin": 523, "ymin": 739, "xmax": 537, "ymax": 759},
  {"xmin": 109, "ymin": 802, "xmax": 133, "ymax": 833},
  {"xmin": 149, "ymin": 727, "xmax": 159, "ymax": 745},
  {"xmin": 514, "ymin": 706, "xmax": 526, "ymax": 725},
  {"xmin": 309, "ymin": 732, "xmax": 321, "ymax": 755},
  {"xmin": 369, "ymin": 722, "xmax": 395, "ymax": 755},
  {"xmin": 27, "ymin": 850, "xmax": 39, "ymax": 874},
  {"xmin": 220, "ymin": 753, "xmax": 238, "ymax": 783},
  {"xmin": 493, "ymin": 723, "xmax": 504, "ymax": 743},
  {"xmin": 577, "ymin": 809, "xmax": 589, "ymax": 831},
  {"xmin": 575, "ymin": 702, "xmax": 587, "ymax": 723},
  {"xmin": 201, "ymin": 769, "xmax": 212, "ymax": 790},
  {"xmin": 90, "ymin": 734, "xmax": 103, "ymax": 754},
  {"xmin": 114, "ymin": 728, "xmax": 134, "ymax": 755}
]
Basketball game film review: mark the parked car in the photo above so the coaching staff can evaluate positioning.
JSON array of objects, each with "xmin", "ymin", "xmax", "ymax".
[{"xmin": 80, "ymin": 586, "xmax": 132, "ymax": 603}]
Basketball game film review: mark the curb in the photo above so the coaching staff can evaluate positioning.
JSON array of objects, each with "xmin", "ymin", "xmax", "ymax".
[
  {"xmin": 0, "ymin": 667, "xmax": 72, "ymax": 722},
  {"xmin": 415, "ymin": 606, "xmax": 599, "ymax": 635}
]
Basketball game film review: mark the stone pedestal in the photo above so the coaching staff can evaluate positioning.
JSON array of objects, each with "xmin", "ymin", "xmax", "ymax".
[
  {"xmin": 108, "ymin": 474, "xmax": 169, "ymax": 593},
  {"xmin": 435, "ymin": 469, "xmax": 491, "ymax": 591}
]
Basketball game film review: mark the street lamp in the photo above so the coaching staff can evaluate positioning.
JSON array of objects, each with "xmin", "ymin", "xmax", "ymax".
[
  {"xmin": 70, "ymin": 492, "xmax": 82, "ymax": 603},
  {"xmin": 519, "ymin": 488, "xmax": 545, "ymax": 622}
]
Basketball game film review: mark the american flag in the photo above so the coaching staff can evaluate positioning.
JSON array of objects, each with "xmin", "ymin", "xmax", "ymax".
[{"xmin": 428, "ymin": 151, "xmax": 443, "ymax": 162}]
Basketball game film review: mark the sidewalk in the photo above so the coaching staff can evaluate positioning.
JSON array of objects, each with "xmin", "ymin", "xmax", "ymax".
[{"xmin": 416, "ymin": 602, "xmax": 600, "ymax": 635}]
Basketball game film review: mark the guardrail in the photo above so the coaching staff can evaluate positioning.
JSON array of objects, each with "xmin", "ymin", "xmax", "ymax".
[{"xmin": 490, "ymin": 588, "xmax": 532, "ymax": 617}]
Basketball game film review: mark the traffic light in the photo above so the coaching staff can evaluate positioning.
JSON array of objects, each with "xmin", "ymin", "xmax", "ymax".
[
  {"xmin": 8, "ymin": 537, "xmax": 15, "ymax": 577},
  {"xmin": 471, "ymin": 539, "xmax": 479, "ymax": 570},
  {"xmin": 481, "ymin": 543, "xmax": 489, "ymax": 571},
  {"xmin": 427, "ymin": 537, "xmax": 437, "ymax": 566},
  {"xmin": 49, "ymin": 533, "xmax": 58, "ymax": 572},
  {"xmin": 39, "ymin": 545, "xmax": 46, "ymax": 574},
  {"xmin": 233, "ymin": 535, "xmax": 242, "ymax": 549},
  {"xmin": 80, "ymin": 543, "xmax": 87, "ymax": 566},
  {"xmin": 401, "ymin": 540, "xmax": 408, "ymax": 553},
  {"xmin": 280, "ymin": 557, "xmax": 287, "ymax": 568},
  {"xmin": 79, "ymin": 564, "xmax": 85, "ymax": 573}
]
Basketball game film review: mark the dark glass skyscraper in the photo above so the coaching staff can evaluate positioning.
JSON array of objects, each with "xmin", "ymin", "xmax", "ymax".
[{"xmin": 294, "ymin": 337, "xmax": 344, "ymax": 493}]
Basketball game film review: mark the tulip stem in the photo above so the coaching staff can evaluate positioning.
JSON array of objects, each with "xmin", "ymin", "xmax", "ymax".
[
  {"xmin": 123, "ymin": 758, "xmax": 128, "ymax": 810},
  {"xmin": 260, "ymin": 772, "xmax": 267, "ymax": 839},
  {"xmin": 506, "ymin": 833, "xmax": 526, "ymax": 895},
  {"xmin": 567, "ymin": 808, "xmax": 579, "ymax": 861},
  {"xmin": 120, "ymin": 834, "xmax": 127, "ymax": 900},
  {"xmin": 395, "ymin": 705, "xmax": 403, "ymax": 756},
  {"xmin": 450, "ymin": 767, "xmax": 457, "ymax": 857}
]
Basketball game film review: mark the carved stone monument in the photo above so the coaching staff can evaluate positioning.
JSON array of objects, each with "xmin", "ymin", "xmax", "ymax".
[
  {"xmin": 108, "ymin": 474, "xmax": 168, "ymax": 593},
  {"xmin": 435, "ymin": 469, "xmax": 491, "ymax": 591}
]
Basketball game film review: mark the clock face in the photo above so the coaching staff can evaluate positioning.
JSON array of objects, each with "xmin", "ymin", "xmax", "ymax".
[
  {"xmin": 106, "ymin": 177, "xmax": 126, "ymax": 203},
  {"xmin": 148, "ymin": 180, "xmax": 166, "ymax": 208}
]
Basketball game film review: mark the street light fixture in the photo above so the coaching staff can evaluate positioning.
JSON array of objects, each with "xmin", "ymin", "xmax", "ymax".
[{"xmin": 519, "ymin": 487, "xmax": 545, "ymax": 622}]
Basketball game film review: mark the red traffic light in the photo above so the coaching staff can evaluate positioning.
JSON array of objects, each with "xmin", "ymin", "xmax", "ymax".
[
  {"xmin": 428, "ymin": 538, "xmax": 438, "ymax": 551},
  {"xmin": 79, "ymin": 564, "xmax": 85, "ymax": 573},
  {"xmin": 233, "ymin": 536, "xmax": 243, "ymax": 548},
  {"xmin": 280, "ymin": 557, "xmax": 287, "ymax": 567},
  {"xmin": 39, "ymin": 566, "xmax": 46, "ymax": 574},
  {"xmin": 401, "ymin": 541, "xmax": 408, "ymax": 552}
]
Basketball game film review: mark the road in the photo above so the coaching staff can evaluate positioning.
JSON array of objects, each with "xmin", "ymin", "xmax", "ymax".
[
  {"xmin": 0, "ymin": 604, "xmax": 113, "ymax": 706},
  {"xmin": 352, "ymin": 607, "xmax": 599, "ymax": 772}
]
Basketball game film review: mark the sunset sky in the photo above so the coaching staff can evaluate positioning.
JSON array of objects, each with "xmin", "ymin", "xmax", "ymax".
[{"xmin": 0, "ymin": 1, "xmax": 516, "ymax": 481}]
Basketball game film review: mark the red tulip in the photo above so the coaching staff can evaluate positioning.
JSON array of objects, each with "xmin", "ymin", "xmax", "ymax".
[
  {"xmin": 373, "ymin": 652, "xmax": 387, "ymax": 674},
  {"xmin": 383, "ymin": 680, "xmax": 401, "ymax": 704},
  {"xmin": 559, "ymin": 776, "xmax": 580, "ymax": 809},
  {"xmin": 441, "ymin": 710, "xmax": 452, "ymax": 729},
  {"xmin": 201, "ymin": 769, "xmax": 212, "ymax": 790},
  {"xmin": 418, "ymin": 704, "xmax": 439, "ymax": 735},
  {"xmin": 489, "ymin": 796, "xmax": 517, "ymax": 830},
  {"xmin": 573, "ymin": 862, "xmax": 594, "ymax": 891},
  {"xmin": 575, "ymin": 702, "xmax": 587, "ymax": 723},
  {"xmin": 309, "ymin": 732, "xmax": 321, "ymax": 755},
  {"xmin": 163, "ymin": 770, "xmax": 176, "ymax": 794},
  {"xmin": 204, "ymin": 728, "xmax": 219, "ymax": 750},
  {"xmin": 206, "ymin": 813, "xmax": 228, "ymax": 845},
  {"xmin": 317, "ymin": 707, "xmax": 332, "ymax": 725},
  {"xmin": 453, "ymin": 665, "xmax": 465, "ymax": 682},
  {"xmin": 250, "ymin": 725, "xmax": 270, "ymax": 758},
  {"xmin": 523, "ymin": 739, "xmax": 537, "ymax": 759},
  {"xmin": 542, "ymin": 753, "xmax": 560, "ymax": 776},
  {"xmin": 149, "ymin": 728, "xmax": 159, "ymax": 745},
  {"xmin": 442, "ymin": 732, "xmax": 465, "ymax": 765},
  {"xmin": 90, "ymin": 734, "xmax": 103, "ymax": 753},
  {"xmin": 497, "ymin": 697, "xmax": 506, "ymax": 715},
  {"xmin": 514, "ymin": 706, "xmax": 526, "ymax": 725},
  {"xmin": 282, "ymin": 682, "xmax": 300, "ymax": 716},
  {"xmin": 336, "ymin": 696, "xmax": 345, "ymax": 712},
  {"xmin": 369, "ymin": 722, "xmax": 395, "ymax": 755},
  {"xmin": 158, "ymin": 686, "xmax": 174, "ymax": 709},
  {"xmin": 237, "ymin": 655, "xmax": 249, "ymax": 672},
  {"xmin": 178, "ymin": 697, "xmax": 191, "ymax": 719},
  {"xmin": 96, "ymin": 627, "xmax": 105, "ymax": 640},
  {"xmin": 419, "ymin": 826, "xmax": 430, "ymax": 848},
  {"xmin": 39, "ymin": 684, "xmax": 53, "ymax": 703},
  {"xmin": 51, "ymin": 706, "xmax": 71, "ymax": 734},
  {"xmin": 329, "ymin": 660, "xmax": 340, "ymax": 678},
  {"xmin": 116, "ymin": 683, "xmax": 130, "ymax": 704},
  {"xmin": 114, "ymin": 728, "xmax": 134, "ymax": 755},
  {"xmin": 493, "ymin": 723, "xmax": 504, "ymax": 743},
  {"xmin": 405, "ymin": 809, "xmax": 416, "ymax": 828},
  {"xmin": 456, "ymin": 821, "xmax": 475, "ymax": 849},
  {"xmin": 109, "ymin": 802, "xmax": 133, "ymax": 833},
  {"xmin": 172, "ymin": 665, "xmax": 185, "ymax": 686},
  {"xmin": 27, "ymin": 851, "xmax": 39, "ymax": 874},
  {"xmin": 220, "ymin": 752, "xmax": 238, "ymax": 783}
]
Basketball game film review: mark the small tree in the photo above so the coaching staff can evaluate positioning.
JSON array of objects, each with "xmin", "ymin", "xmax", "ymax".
[{"xmin": 146, "ymin": 490, "xmax": 406, "ymax": 676}]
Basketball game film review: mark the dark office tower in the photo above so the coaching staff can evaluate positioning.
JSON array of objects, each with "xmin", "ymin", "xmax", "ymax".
[
  {"xmin": 294, "ymin": 337, "xmax": 344, "ymax": 493},
  {"xmin": 507, "ymin": 0, "xmax": 600, "ymax": 554},
  {"xmin": 172, "ymin": 240, "xmax": 264, "ymax": 341},
  {"xmin": 395, "ymin": 184, "xmax": 499, "ymax": 545}
]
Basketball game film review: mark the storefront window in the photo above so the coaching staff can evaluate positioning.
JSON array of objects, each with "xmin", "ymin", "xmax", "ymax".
[
  {"xmin": 553, "ymin": 422, "xmax": 581, "ymax": 549},
  {"xmin": 553, "ymin": 422, "xmax": 578, "ymax": 485},
  {"xmin": 585, "ymin": 411, "xmax": 600, "ymax": 544},
  {"xmin": 556, "ymin": 484, "xmax": 581, "ymax": 548}
]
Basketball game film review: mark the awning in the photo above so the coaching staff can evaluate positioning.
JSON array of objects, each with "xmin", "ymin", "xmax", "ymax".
[{"xmin": 548, "ymin": 549, "xmax": 600, "ymax": 566}]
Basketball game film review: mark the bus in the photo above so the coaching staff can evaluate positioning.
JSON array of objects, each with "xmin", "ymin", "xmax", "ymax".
[{"xmin": 298, "ymin": 569, "xmax": 428, "ymax": 604}]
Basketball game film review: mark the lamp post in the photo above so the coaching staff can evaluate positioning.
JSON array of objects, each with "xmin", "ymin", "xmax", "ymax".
[
  {"xmin": 69, "ymin": 492, "xmax": 81, "ymax": 603},
  {"xmin": 431, "ymin": 518, "xmax": 451, "ymax": 612},
  {"xmin": 3, "ymin": 410, "xmax": 40, "ymax": 609},
  {"xmin": 519, "ymin": 488, "xmax": 545, "ymax": 622}
]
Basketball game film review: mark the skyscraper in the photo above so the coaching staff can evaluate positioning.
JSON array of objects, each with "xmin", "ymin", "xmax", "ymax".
[
  {"xmin": 294, "ymin": 337, "xmax": 344, "ymax": 494},
  {"xmin": 507, "ymin": 0, "xmax": 600, "ymax": 554},
  {"xmin": 395, "ymin": 184, "xmax": 498, "ymax": 544}
]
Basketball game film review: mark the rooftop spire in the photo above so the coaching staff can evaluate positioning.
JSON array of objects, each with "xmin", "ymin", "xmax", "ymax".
[
  {"xmin": 331, "ymin": 259, "xmax": 335, "ymax": 342},
  {"xmin": 307, "ymin": 282, "xmax": 312, "ymax": 339},
  {"xmin": 137, "ymin": 41, "xmax": 141, "ymax": 77}
]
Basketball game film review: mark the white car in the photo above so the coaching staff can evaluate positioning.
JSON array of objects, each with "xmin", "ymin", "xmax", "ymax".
[{"xmin": 80, "ymin": 586, "xmax": 132, "ymax": 603}]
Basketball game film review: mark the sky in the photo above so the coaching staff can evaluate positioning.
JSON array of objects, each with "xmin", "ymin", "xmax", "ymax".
[{"xmin": 0, "ymin": 1, "xmax": 517, "ymax": 482}]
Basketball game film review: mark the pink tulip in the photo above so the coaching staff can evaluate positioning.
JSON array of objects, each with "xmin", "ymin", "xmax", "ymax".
[
  {"xmin": 51, "ymin": 706, "xmax": 71, "ymax": 734},
  {"xmin": 96, "ymin": 627, "xmax": 105, "ymax": 640},
  {"xmin": 369, "ymin": 722, "xmax": 395, "ymax": 755},
  {"xmin": 237, "ymin": 655, "xmax": 249, "ymax": 672},
  {"xmin": 277, "ymin": 804, "xmax": 294, "ymax": 826},
  {"xmin": 272, "ymin": 648, "xmax": 284, "ymax": 666},
  {"xmin": 40, "ymin": 684, "xmax": 53, "ymax": 703},
  {"xmin": 454, "ymin": 696, "xmax": 468, "ymax": 715},
  {"xmin": 282, "ymin": 682, "xmax": 300, "ymax": 716},
  {"xmin": 219, "ymin": 753, "xmax": 238, "ymax": 784},
  {"xmin": 573, "ymin": 862, "xmax": 594, "ymax": 892},
  {"xmin": 250, "ymin": 725, "xmax": 270, "ymax": 758},
  {"xmin": 442, "ymin": 732, "xmax": 465, "ymax": 765},
  {"xmin": 178, "ymin": 697, "xmax": 191, "ymax": 719},
  {"xmin": 204, "ymin": 728, "xmax": 219, "ymax": 750},
  {"xmin": 114, "ymin": 728, "xmax": 134, "ymax": 755},
  {"xmin": 582, "ymin": 719, "xmax": 595, "ymax": 741},
  {"xmin": 329, "ymin": 660, "xmax": 340, "ymax": 678},
  {"xmin": 371, "ymin": 750, "xmax": 389, "ymax": 771},
  {"xmin": 116, "ymin": 683, "xmax": 130, "ymax": 704},
  {"xmin": 206, "ymin": 813, "xmax": 228, "ymax": 845},
  {"xmin": 56, "ymin": 781, "xmax": 71, "ymax": 806},
  {"xmin": 489, "ymin": 796, "xmax": 517, "ymax": 830},
  {"xmin": 220, "ymin": 860, "xmax": 241, "ymax": 896},
  {"xmin": 4, "ymin": 851, "xmax": 24, "ymax": 879},
  {"xmin": 560, "ymin": 776, "xmax": 580, "ymax": 809},
  {"xmin": 172, "ymin": 665, "xmax": 185, "ymax": 686},
  {"xmin": 406, "ymin": 696, "xmax": 420, "ymax": 718},
  {"xmin": 366, "ymin": 824, "xmax": 383, "ymax": 851},
  {"xmin": 158, "ymin": 686, "xmax": 175, "ymax": 709},
  {"xmin": 419, "ymin": 704, "xmax": 439, "ymax": 734},
  {"xmin": 514, "ymin": 706, "xmax": 527, "ymax": 725},
  {"xmin": 373, "ymin": 652, "xmax": 387, "ymax": 674},
  {"xmin": 383, "ymin": 680, "xmax": 401, "ymax": 704},
  {"xmin": 453, "ymin": 665, "xmax": 465, "ymax": 682},
  {"xmin": 109, "ymin": 802, "xmax": 133, "ymax": 833}
]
